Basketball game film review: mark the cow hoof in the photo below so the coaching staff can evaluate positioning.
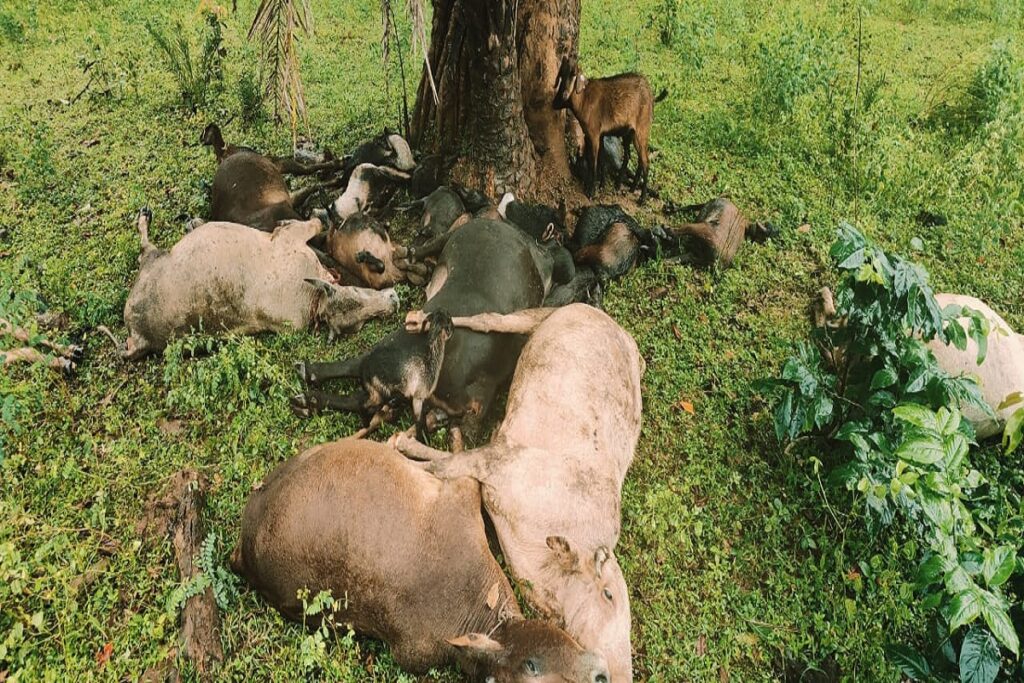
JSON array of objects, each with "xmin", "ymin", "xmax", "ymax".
[
  {"xmin": 138, "ymin": 206, "xmax": 153, "ymax": 224},
  {"xmin": 311, "ymin": 208, "xmax": 330, "ymax": 230},
  {"xmin": 294, "ymin": 361, "xmax": 317, "ymax": 384},
  {"xmin": 290, "ymin": 393, "xmax": 317, "ymax": 417},
  {"xmin": 67, "ymin": 345, "xmax": 85, "ymax": 364}
]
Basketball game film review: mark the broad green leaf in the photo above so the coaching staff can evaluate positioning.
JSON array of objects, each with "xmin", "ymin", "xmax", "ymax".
[
  {"xmin": 943, "ymin": 433, "xmax": 969, "ymax": 472},
  {"xmin": 948, "ymin": 590, "xmax": 982, "ymax": 631},
  {"xmin": 837, "ymin": 247, "xmax": 867, "ymax": 270},
  {"xmin": 946, "ymin": 566, "xmax": 973, "ymax": 594},
  {"xmin": 959, "ymin": 627, "xmax": 1000, "ymax": 683},
  {"xmin": 997, "ymin": 392, "xmax": 1023, "ymax": 411},
  {"xmin": 896, "ymin": 436, "xmax": 944, "ymax": 465},
  {"xmin": 885, "ymin": 643, "xmax": 932, "ymax": 680},
  {"xmin": 905, "ymin": 367, "xmax": 931, "ymax": 394},
  {"xmin": 812, "ymin": 393, "xmax": 834, "ymax": 430},
  {"xmin": 919, "ymin": 487, "xmax": 954, "ymax": 533},
  {"xmin": 981, "ymin": 599, "xmax": 1019, "ymax": 656},
  {"xmin": 915, "ymin": 554, "xmax": 949, "ymax": 587},
  {"xmin": 774, "ymin": 391, "xmax": 794, "ymax": 442},
  {"xmin": 965, "ymin": 309, "xmax": 990, "ymax": 365},
  {"xmin": 1002, "ymin": 407, "xmax": 1024, "ymax": 455},
  {"xmin": 944, "ymin": 315, "xmax": 968, "ymax": 351},
  {"xmin": 981, "ymin": 547, "xmax": 1015, "ymax": 587},
  {"xmin": 936, "ymin": 406, "xmax": 961, "ymax": 436},
  {"xmin": 893, "ymin": 404, "xmax": 938, "ymax": 431},
  {"xmin": 871, "ymin": 367, "xmax": 899, "ymax": 390}
]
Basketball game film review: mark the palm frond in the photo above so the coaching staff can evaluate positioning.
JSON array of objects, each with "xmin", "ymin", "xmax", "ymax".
[
  {"xmin": 249, "ymin": 0, "xmax": 313, "ymax": 145},
  {"xmin": 406, "ymin": 0, "xmax": 438, "ymax": 106}
]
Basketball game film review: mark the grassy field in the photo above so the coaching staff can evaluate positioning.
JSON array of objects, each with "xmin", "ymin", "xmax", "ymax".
[{"xmin": 1, "ymin": 0, "xmax": 1022, "ymax": 680}]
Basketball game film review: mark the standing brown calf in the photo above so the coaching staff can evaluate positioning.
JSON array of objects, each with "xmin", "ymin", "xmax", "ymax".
[{"xmin": 554, "ymin": 56, "xmax": 666, "ymax": 202}]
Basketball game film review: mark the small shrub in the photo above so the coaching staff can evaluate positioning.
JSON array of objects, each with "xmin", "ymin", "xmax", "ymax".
[
  {"xmin": 236, "ymin": 68, "xmax": 265, "ymax": 127},
  {"xmin": 297, "ymin": 589, "xmax": 360, "ymax": 676},
  {"xmin": 162, "ymin": 334, "xmax": 289, "ymax": 416},
  {"xmin": 653, "ymin": 0, "xmax": 716, "ymax": 70},
  {"xmin": 145, "ymin": 10, "xmax": 227, "ymax": 111},
  {"xmin": 165, "ymin": 531, "xmax": 240, "ymax": 613},
  {"xmin": 75, "ymin": 37, "xmax": 139, "ymax": 104},
  {"xmin": 753, "ymin": 19, "xmax": 838, "ymax": 116},
  {"xmin": 965, "ymin": 39, "xmax": 1023, "ymax": 127},
  {"xmin": 761, "ymin": 225, "xmax": 1022, "ymax": 680},
  {"xmin": 655, "ymin": 0, "xmax": 679, "ymax": 47},
  {"xmin": 0, "ymin": 10, "xmax": 25, "ymax": 44}
]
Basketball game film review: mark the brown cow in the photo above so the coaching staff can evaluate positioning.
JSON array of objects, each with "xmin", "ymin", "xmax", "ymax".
[{"xmin": 233, "ymin": 438, "xmax": 610, "ymax": 682}]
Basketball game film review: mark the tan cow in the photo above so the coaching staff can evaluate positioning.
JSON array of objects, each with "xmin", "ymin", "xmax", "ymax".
[
  {"xmin": 394, "ymin": 304, "xmax": 641, "ymax": 682},
  {"xmin": 120, "ymin": 210, "xmax": 397, "ymax": 359}
]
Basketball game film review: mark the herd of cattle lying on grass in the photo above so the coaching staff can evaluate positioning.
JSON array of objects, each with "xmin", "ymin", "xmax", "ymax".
[{"xmin": 21, "ymin": 62, "xmax": 1015, "ymax": 681}]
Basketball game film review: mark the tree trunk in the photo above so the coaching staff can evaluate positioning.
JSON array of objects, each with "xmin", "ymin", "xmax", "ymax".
[{"xmin": 412, "ymin": 0, "xmax": 580, "ymax": 202}]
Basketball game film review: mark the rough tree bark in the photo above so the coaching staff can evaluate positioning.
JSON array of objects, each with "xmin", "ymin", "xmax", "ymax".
[{"xmin": 411, "ymin": 0, "xmax": 581, "ymax": 202}]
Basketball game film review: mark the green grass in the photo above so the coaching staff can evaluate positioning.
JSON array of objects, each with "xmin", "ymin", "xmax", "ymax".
[{"xmin": 1, "ymin": 0, "xmax": 1022, "ymax": 680}]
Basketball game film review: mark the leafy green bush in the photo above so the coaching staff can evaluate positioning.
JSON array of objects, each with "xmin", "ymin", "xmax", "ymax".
[
  {"xmin": 761, "ymin": 225, "xmax": 1022, "ymax": 681},
  {"xmin": 753, "ymin": 19, "xmax": 838, "ymax": 116},
  {"xmin": 236, "ymin": 68, "xmax": 266, "ymax": 127},
  {"xmin": 165, "ymin": 531, "xmax": 240, "ymax": 614},
  {"xmin": 162, "ymin": 334, "xmax": 291, "ymax": 416},
  {"xmin": 0, "ymin": 10, "xmax": 25, "ymax": 45},
  {"xmin": 1002, "ymin": 395, "xmax": 1024, "ymax": 454},
  {"xmin": 145, "ymin": 10, "xmax": 226, "ymax": 111},
  {"xmin": 965, "ymin": 39, "xmax": 1023, "ymax": 128}
]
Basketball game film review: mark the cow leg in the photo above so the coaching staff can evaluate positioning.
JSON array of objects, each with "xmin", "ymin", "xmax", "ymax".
[
  {"xmin": 290, "ymin": 389, "xmax": 367, "ymax": 417},
  {"xmin": 450, "ymin": 427, "xmax": 464, "ymax": 454},
  {"xmin": 289, "ymin": 184, "xmax": 323, "ymax": 207},
  {"xmin": 635, "ymin": 130, "xmax": 651, "ymax": 203},
  {"xmin": 2, "ymin": 347, "xmax": 73, "ymax": 373},
  {"xmin": 295, "ymin": 357, "xmax": 363, "ymax": 385},
  {"xmin": 352, "ymin": 405, "xmax": 394, "ymax": 438},
  {"xmin": 273, "ymin": 157, "xmax": 343, "ymax": 176},
  {"xmin": 391, "ymin": 432, "xmax": 451, "ymax": 461},
  {"xmin": 584, "ymin": 135, "xmax": 600, "ymax": 198},
  {"xmin": 618, "ymin": 132, "xmax": 633, "ymax": 188}
]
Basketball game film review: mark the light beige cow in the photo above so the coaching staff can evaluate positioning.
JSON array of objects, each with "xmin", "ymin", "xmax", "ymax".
[
  {"xmin": 394, "ymin": 303, "xmax": 641, "ymax": 682},
  {"xmin": 930, "ymin": 294, "xmax": 1024, "ymax": 439},
  {"xmin": 120, "ymin": 210, "xmax": 397, "ymax": 359}
]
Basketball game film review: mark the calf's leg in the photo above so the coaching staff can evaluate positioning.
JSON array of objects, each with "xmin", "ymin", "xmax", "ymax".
[
  {"xmin": 295, "ymin": 357, "xmax": 363, "ymax": 384},
  {"xmin": 290, "ymin": 388, "xmax": 367, "ymax": 417}
]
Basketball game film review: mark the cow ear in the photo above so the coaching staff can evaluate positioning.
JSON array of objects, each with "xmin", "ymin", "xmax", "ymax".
[
  {"xmin": 546, "ymin": 535, "xmax": 579, "ymax": 573},
  {"xmin": 594, "ymin": 546, "xmax": 610, "ymax": 578},
  {"xmin": 447, "ymin": 632, "xmax": 504, "ymax": 654}
]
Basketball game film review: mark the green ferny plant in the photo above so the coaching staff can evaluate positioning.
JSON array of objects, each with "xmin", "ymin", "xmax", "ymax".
[{"xmin": 761, "ymin": 224, "xmax": 1020, "ymax": 681}]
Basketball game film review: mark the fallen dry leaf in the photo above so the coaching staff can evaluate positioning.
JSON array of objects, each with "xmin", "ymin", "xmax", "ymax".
[
  {"xmin": 157, "ymin": 418, "xmax": 183, "ymax": 435},
  {"xmin": 696, "ymin": 634, "xmax": 707, "ymax": 657},
  {"xmin": 96, "ymin": 641, "xmax": 113, "ymax": 668},
  {"xmin": 678, "ymin": 400, "xmax": 695, "ymax": 415},
  {"xmin": 719, "ymin": 665, "xmax": 730, "ymax": 682},
  {"xmin": 671, "ymin": 324, "xmax": 683, "ymax": 341},
  {"xmin": 81, "ymin": 138, "xmax": 100, "ymax": 148},
  {"xmin": 486, "ymin": 581, "xmax": 500, "ymax": 610},
  {"xmin": 797, "ymin": 223, "xmax": 811, "ymax": 234},
  {"xmin": 70, "ymin": 558, "xmax": 109, "ymax": 594}
]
